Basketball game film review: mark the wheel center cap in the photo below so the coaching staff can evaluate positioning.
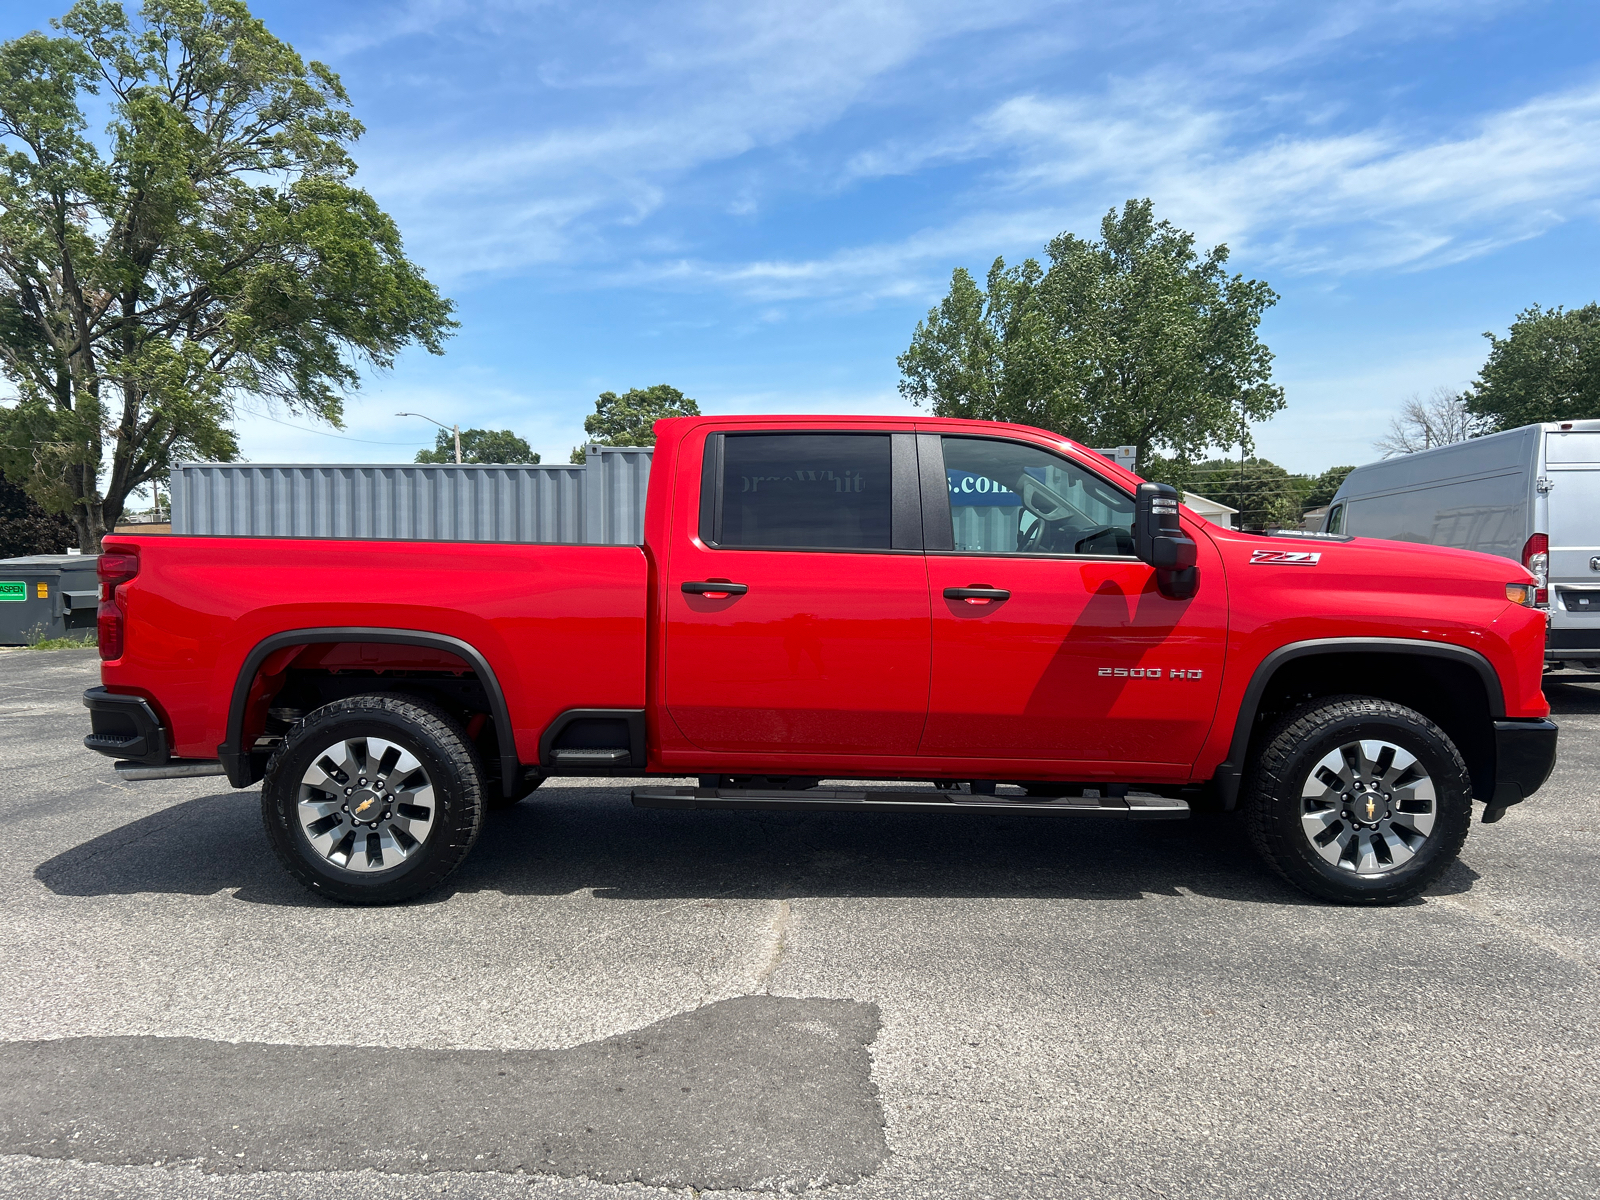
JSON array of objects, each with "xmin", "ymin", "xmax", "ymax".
[{"xmin": 349, "ymin": 790, "xmax": 382, "ymax": 822}]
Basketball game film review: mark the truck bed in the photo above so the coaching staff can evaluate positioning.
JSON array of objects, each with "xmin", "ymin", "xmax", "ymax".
[{"xmin": 101, "ymin": 536, "xmax": 649, "ymax": 768}]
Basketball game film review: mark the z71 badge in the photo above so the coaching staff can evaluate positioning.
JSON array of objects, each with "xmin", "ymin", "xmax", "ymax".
[{"xmin": 1250, "ymin": 549, "xmax": 1321, "ymax": 565}]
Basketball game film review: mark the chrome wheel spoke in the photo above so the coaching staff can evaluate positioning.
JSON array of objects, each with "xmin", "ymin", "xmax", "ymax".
[
  {"xmin": 295, "ymin": 734, "xmax": 435, "ymax": 875},
  {"xmin": 1299, "ymin": 737, "xmax": 1435, "ymax": 876}
]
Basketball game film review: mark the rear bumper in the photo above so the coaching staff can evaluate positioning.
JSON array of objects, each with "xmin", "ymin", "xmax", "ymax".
[
  {"xmin": 1545, "ymin": 628, "xmax": 1600, "ymax": 664},
  {"xmin": 1484, "ymin": 718, "xmax": 1558, "ymax": 822},
  {"xmin": 82, "ymin": 687, "xmax": 169, "ymax": 765}
]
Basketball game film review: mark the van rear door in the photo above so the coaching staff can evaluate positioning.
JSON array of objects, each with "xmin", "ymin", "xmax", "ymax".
[{"xmin": 1544, "ymin": 427, "xmax": 1600, "ymax": 662}]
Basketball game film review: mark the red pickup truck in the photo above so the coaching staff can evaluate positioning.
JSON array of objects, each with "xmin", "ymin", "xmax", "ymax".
[{"xmin": 83, "ymin": 415, "xmax": 1557, "ymax": 906}]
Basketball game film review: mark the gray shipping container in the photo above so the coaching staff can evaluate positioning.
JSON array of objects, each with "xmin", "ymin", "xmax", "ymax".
[
  {"xmin": 0, "ymin": 555, "xmax": 99, "ymax": 646},
  {"xmin": 170, "ymin": 445, "xmax": 654, "ymax": 545}
]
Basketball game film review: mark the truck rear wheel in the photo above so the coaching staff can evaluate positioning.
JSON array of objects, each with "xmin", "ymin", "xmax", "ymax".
[
  {"xmin": 261, "ymin": 695, "xmax": 486, "ymax": 904},
  {"xmin": 1243, "ymin": 696, "xmax": 1472, "ymax": 905}
]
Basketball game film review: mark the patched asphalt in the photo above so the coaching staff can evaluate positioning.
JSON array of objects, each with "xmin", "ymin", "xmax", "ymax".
[
  {"xmin": 0, "ymin": 648, "xmax": 1597, "ymax": 1199},
  {"xmin": 0, "ymin": 996, "xmax": 884, "ymax": 1187}
]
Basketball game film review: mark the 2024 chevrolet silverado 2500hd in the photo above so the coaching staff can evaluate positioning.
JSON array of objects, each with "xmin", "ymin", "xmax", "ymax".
[{"xmin": 82, "ymin": 415, "xmax": 1558, "ymax": 905}]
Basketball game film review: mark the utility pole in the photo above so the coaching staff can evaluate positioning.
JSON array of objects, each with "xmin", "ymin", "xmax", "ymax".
[{"xmin": 397, "ymin": 412, "xmax": 462, "ymax": 464}]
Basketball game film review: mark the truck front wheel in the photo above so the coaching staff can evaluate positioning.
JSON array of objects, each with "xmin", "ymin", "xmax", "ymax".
[
  {"xmin": 261, "ymin": 695, "xmax": 486, "ymax": 904},
  {"xmin": 1243, "ymin": 696, "xmax": 1472, "ymax": 905}
]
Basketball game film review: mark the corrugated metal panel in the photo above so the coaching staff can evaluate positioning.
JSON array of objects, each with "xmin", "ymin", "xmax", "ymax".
[
  {"xmin": 171, "ymin": 453, "xmax": 648, "ymax": 544},
  {"xmin": 584, "ymin": 445, "xmax": 654, "ymax": 545}
]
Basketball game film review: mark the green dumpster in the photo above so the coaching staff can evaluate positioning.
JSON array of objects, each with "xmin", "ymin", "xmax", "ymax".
[{"xmin": 0, "ymin": 555, "xmax": 100, "ymax": 646}]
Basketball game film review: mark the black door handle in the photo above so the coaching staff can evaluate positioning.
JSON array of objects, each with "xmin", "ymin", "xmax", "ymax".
[
  {"xmin": 682, "ymin": 580, "xmax": 749, "ymax": 597},
  {"xmin": 944, "ymin": 586, "xmax": 1010, "ymax": 604}
]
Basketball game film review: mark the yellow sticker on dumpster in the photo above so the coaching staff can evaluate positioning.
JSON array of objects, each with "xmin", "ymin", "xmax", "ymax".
[
  {"xmin": 36, "ymin": 582, "xmax": 48, "ymax": 598},
  {"xmin": 0, "ymin": 582, "xmax": 23, "ymax": 602}
]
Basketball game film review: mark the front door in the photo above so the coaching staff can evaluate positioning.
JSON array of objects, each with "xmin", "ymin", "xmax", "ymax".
[
  {"xmin": 920, "ymin": 434, "xmax": 1227, "ymax": 770},
  {"xmin": 664, "ymin": 430, "xmax": 930, "ymax": 756}
]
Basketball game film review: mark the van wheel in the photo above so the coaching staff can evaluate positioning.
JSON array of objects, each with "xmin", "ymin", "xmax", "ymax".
[
  {"xmin": 261, "ymin": 695, "xmax": 486, "ymax": 904},
  {"xmin": 1243, "ymin": 696, "xmax": 1472, "ymax": 905}
]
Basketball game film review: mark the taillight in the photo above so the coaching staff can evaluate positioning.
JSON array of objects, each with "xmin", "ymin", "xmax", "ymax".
[
  {"xmin": 97, "ymin": 551, "xmax": 139, "ymax": 661},
  {"xmin": 1521, "ymin": 533, "xmax": 1548, "ymax": 606}
]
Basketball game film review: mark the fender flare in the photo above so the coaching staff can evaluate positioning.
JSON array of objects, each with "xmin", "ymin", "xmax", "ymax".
[
  {"xmin": 1211, "ymin": 637, "xmax": 1504, "ymax": 808},
  {"xmin": 219, "ymin": 627, "xmax": 519, "ymax": 796}
]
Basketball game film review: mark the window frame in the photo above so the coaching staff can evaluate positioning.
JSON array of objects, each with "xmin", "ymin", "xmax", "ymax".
[
  {"xmin": 924, "ymin": 433, "xmax": 1142, "ymax": 562},
  {"xmin": 696, "ymin": 430, "xmax": 924, "ymax": 554}
]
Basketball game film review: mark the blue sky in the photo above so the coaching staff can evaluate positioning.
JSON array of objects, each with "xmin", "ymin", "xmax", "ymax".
[{"xmin": 10, "ymin": 0, "xmax": 1600, "ymax": 474}]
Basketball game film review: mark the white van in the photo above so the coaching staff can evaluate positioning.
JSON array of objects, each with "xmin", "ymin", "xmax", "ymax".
[{"xmin": 1326, "ymin": 420, "xmax": 1600, "ymax": 670}]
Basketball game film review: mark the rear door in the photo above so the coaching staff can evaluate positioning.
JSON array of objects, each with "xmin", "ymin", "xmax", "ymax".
[
  {"xmin": 663, "ymin": 429, "xmax": 931, "ymax": 755},
  {"xmin": 1544, "ymin": 428, "xmax": 1600, "ymax": 651},
  {"xmin": 919, "ymin": 433, "xmax": 1227, "ymax": 770}
]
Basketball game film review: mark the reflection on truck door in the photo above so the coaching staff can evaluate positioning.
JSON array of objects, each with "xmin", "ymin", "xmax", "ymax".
[
  {"xmin": 920, "ymin": 436, "xmax": 1226, "ymax": 769},
  {"xmin": 664, "ymin": 431, "xmax": 932, "ymax": 755}
]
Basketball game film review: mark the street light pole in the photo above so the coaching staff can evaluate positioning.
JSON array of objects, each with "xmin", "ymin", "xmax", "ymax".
[{"xmin": 396, "ymin": 412, "xmax": 462, "ymax": 464}]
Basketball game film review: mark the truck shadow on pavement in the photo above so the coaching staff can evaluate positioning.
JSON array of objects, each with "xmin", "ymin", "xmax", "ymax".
[
  {"xmin": 1546, "ymin": 676, "xmax": 1600, "ymax": 715},
  {"xmin": 34, "ymin": 785, "xmax": 1475, "ymax": 909}
]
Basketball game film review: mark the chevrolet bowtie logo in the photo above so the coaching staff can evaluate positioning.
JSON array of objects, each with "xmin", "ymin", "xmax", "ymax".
[
  {"xmin": 1365, "ymin": 797, "xmax": 1376, "ymax": 821},
  {"xmin": 354, "ymin": 798, "xmax": 376, "ymax": 817}
]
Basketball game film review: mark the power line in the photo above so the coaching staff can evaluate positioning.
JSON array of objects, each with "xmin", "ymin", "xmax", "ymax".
[{"xmin": 239, "ymin": 408, "xmax": 427, "ymax": 447}]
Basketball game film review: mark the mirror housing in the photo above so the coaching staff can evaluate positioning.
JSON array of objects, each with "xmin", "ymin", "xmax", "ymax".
[{"xmin": 1134, "ymin": 482, "xmax": 1199, "ymax": 600}]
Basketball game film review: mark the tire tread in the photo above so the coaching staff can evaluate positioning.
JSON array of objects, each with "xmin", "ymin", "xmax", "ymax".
[
  {"xmin": 1243, "ymin": 694, "xmax": 1472, "ymax": 905},
  {"xmin": 261, "ymin": 693, "xmax": 485, "ymax": 904}
]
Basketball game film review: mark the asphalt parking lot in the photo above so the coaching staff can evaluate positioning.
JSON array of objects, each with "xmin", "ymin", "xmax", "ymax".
[{"xmin": 1, "ymin": 649, "xmax": 1597, "ymax": 1199}]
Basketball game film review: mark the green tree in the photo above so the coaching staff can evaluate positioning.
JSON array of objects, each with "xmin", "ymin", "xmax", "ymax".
[
  {"xmin": 898, "ymin": 199, "xmax": 1285, "ymax": 472},
  {"xmin": 1301, "ymin": 464, "xmax": 1355, "ymax": 510},
  {"xmin": 0, "ymin": 1, "xmax": 455, "ymax": 551},
  {"xmin": 415, "ymin": 428, "xmax": 538, "ymax": 464},
  {"xmin": 0, "ymin": 467, "xmax": 73, "ymax": 556},
  {"xmin": 1465, "ymin": 303, "xmax": 1600, "ymax": 430},
  {"xmin": 570, "ymin": 383, "xmax": 699, "ymax": 463},
  {"xmin": 1182, "ymin": 456, "xmax": 1302, "ymax": 530}
]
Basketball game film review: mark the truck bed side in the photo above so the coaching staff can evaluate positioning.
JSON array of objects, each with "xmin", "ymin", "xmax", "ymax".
[{"xmin": 99, "ymin": 535, "xmax": 649, "ymax": 773}]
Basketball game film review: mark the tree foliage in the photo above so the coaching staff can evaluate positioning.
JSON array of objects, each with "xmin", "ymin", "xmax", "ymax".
[
  {"xmin": 0, "ymin": 0, "xmax": 455, "ymax": 549},
  {"xmin": 898, "ymin": 200, "xmax": 1285, "ymax": 472},
  {"xmin": 415, "ymin": 427, "xmax": 538, "ymax": 464},
  {"xmin": 1375, "ymin": 386, "xmax": 1484, "ymax": 456},
  {"xmin": 1300, "ymin": 464, "xmax": 1355, "ymax": 510},
  {"xmin": 1465, "ymin": 303, "xmax": 1600, "ymax": 431},
  {"xmin": 0, "ymin": 466, "xmax": 73, "ymax": 555},
  {"xmin": 571, "ymin": 383, "xmax": 699, "ymax": 462},
  {"xmin": 1156, "ymin": 456, "xmax": 1302, "ymax": 530}
]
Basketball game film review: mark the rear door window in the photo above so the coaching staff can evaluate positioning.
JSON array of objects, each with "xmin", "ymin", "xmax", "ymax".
[{"xmin": 710, "ymin": 433, "xmax": 894, "ymax": 550}]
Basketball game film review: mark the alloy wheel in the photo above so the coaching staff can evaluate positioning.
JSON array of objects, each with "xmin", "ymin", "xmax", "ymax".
[
  {"xmin": 295, "ymin": 736, "xmax": 436, "ymax": 873},
  {"xmin": 1299, "ymin": 738, "xmax": 1437, "ymax": 875}
]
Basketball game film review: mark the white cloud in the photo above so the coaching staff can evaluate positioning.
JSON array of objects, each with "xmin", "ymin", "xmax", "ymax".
[
  {"xmin": 354, "ymin": 0, "xmax": 1052, "ymax": 278},
  {"xmin": 653, "ymin": 72, "xmax": 1600, "ymax": 304}
]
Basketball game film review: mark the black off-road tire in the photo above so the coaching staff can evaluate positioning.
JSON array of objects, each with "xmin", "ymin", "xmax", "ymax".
[
  {"xmin": 262, "ymin": 694, "xmax": 486, "ymax": 904},
  {"xmin": 1243, "ymin": 695, "xmax": 1472, "ymax": 905}
]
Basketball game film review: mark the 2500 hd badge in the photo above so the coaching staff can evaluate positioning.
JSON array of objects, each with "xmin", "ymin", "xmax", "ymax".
[{"xmin": 1098, "ymin": 667, "xmax": 1205, "ymax": 679}]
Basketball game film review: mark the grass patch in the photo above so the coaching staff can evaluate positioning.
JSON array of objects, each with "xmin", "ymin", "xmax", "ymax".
[
  {"xmin": 28, "ymin": 634, "xmax": 98, "ymax": 650},
  {"xmin": 22, "ymin": 622, "xmax": 97, "ymax": 650}
]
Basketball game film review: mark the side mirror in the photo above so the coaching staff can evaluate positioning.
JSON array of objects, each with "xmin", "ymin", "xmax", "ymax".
[{"xmin": 1134, "ymin": 482, "xmax": 1199, "ymax": 600}]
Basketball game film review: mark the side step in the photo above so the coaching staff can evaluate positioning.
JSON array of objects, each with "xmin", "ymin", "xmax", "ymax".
[
  {"xmin": 550, "ymin": 747, "xmax": 632, "ymax": 765},
  {"xmin": 114, "ymin": 759, "xmax": 229, "ymax": 781},
  {"xmin": 631, "ymin": 785, "xmax": 1189, "ymax": 820}
]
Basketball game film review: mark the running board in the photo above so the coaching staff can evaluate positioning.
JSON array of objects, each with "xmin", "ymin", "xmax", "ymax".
[
  {"xmin": 631, "ymin": 786, "xmax": 1189, "ymax": 820},
  {"xmin": 551, "ymin": 747, "xmax": 632, "ymax": 764},
  {"xmin": 114, "ymin": 759, "xmax": 229, "ymax": 781}
]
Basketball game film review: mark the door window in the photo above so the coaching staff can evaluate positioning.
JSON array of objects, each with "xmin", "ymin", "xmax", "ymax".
[
  {"xmin": 1325, "ymin": 503, "xmax": 1344, "ymax": 535},
  {"xmin": 710, "ymin": 433, "xmax": 893, "ymax": 549},
  {"xmin": 941, "ymin": 436, "xmax": 1135, "ymax": 556}
]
